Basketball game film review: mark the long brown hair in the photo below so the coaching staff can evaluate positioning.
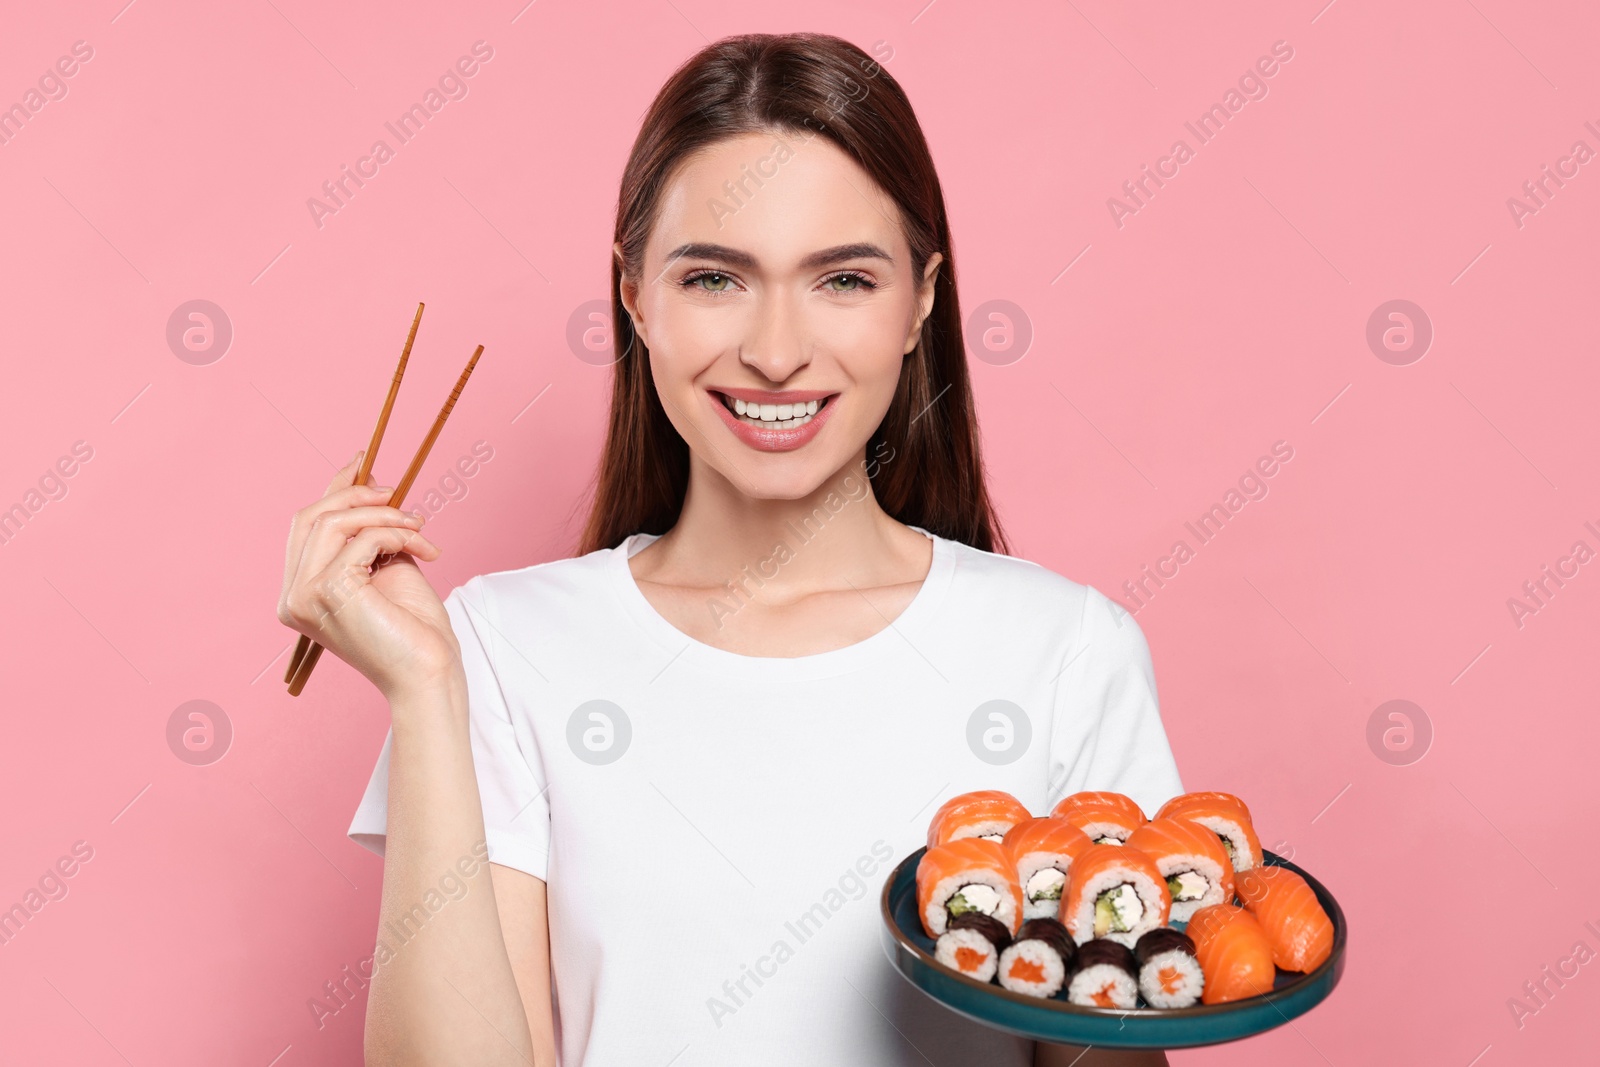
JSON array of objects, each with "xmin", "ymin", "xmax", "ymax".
[{"xmin": 577, "ymin": 31, "xmax": 1011, "ymax": 557}]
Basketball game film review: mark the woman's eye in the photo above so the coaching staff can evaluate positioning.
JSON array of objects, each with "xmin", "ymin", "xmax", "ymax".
[
  {"xmin": 687, "ymin": 272, "xmax": 734, "ymax": 292},
  {"xmin": 826, "ymin": 272, "xmax": 874, "ymax": 292}
]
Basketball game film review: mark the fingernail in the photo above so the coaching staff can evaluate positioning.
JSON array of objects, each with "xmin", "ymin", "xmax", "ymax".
[{"xmin": 371, "ymin": 485, "xmax": 394, "ymax": 494}]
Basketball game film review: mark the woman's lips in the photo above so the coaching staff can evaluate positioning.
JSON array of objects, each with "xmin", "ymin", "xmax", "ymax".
[{"xmin": 708, "ymin": 389, "xmax": 839, "ymax": 453}]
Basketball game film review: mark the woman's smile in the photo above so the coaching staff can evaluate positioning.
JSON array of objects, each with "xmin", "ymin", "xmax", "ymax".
[{"xmin": 708, "ymin": 386, "xmax": 840, "ymax": 452}]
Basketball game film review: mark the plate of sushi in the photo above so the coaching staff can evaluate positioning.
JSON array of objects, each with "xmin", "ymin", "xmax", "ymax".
[{"xmin": 878, "ymin": 790, "xmax": 1346, "ymax": 1049}]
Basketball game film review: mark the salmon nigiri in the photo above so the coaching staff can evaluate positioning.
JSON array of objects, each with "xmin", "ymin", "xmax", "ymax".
[
  {"xmin": 926, "ymin": 790, "xmax": 1032, "ymax": 849},
  {"xmin": 1186, "ymin": 904, "xmax": 1277, "ymax": 1004},
  {"xmin": 1154, "ymin": 792, "xmax": 1261, "ymax": 872},
  {"xmin": 1235, "ymin": 865, "xmax": 1334, "ymax": 972}
]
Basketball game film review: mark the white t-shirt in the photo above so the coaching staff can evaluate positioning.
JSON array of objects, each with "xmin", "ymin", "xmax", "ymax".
[{"xmin": 349, "ymin": 526, "xmax": 1184, "ymax": 1066}]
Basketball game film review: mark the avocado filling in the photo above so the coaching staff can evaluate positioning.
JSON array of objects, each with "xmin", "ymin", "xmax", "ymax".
[
  {"xmin": 947, "ymin": 882, "xmax": 1002, "ymax": 919},
  {"xmin": 1024, "ymin": 867, "xmax": 1066, "ymax": 903},
  {"xmin": 1164, "ymin": 869, "xmax": 1210, "ymax": 902},
  {"xmin": 1220, "ymin": 835, "xmax": 1235, "ymax": 859},
  {"xmin": 1092, "ymin": 883, "xmax": 1144, "ymax": 936},
  {"xmin": 1094, "ymin": 836, "xmax": 1124, "ymax": 846}
]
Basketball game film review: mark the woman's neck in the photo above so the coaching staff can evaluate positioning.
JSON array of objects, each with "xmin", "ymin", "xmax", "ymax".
[{"xmin": 632, "ymin": 447, "xmax": 930, "ymax": 598}]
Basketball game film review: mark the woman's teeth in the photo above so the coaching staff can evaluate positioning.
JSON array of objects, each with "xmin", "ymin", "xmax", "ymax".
[{"xmin": 722, "ymin": 394, "xmax": 824, "ymax": 429}]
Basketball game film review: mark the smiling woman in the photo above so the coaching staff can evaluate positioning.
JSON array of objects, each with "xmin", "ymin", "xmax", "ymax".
[{"xmin": 277, "ymin": 30, "xmax": 1182, "ymax": 1067}]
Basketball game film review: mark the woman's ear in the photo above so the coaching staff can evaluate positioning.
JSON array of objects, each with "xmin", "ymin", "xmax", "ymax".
[
  {"xmin": 904, "ymin": 251, "xmax": 944, "ymax": 354},
  {"xmin": 614, "ymin": 240, "xmax": 648, "ymax": 347}
]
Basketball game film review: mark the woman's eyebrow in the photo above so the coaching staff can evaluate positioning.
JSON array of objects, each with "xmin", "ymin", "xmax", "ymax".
[{"xmin": 663, "ymin": 242, "xmax": 895, "ymax": 270}]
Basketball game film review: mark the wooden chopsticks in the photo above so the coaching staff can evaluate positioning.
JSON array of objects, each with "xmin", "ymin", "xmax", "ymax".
[{"xmin": 285, "ymin": 302, "xmax": 484, "ymax": 697}]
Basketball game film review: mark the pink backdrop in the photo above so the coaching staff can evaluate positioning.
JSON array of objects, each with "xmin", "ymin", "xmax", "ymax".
[{"xmin": 1, "ymin": 0, "xmax": 1595, "ymax": 1063}]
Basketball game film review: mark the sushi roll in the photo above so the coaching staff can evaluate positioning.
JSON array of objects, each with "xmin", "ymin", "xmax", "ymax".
[
  {"xmin": 1064, "ymin": 939, "xmax": 1139, "ymax": 1009},
  {"xmin": 996, "ymin": 918, "xmax": 1077, "ymax": 998},
  {"xmin": 934, "ymin": 912, "xmax": 1012, "ymax": 982},
  {"xmin": 1235, "ymin": 865, "xmax": 1334, "ymax": 972},
  {"xmin": 1154, "ymin": 793, "xmax": 1262, "ymax": 872},
  {"xmin": 1133, "ymin": 928, "xmax": 1204, "ymax": 1008},
  {"xmin": 1125, "ymin": 818, "xmax": 1236, "ymax": 922},
  {"xmin": 1002, "ymin": 817, "xmax": 1095, "ymax": 920},
  {"xmin": 926, "ymin": 790, "xmax": 1033, "ymax": 848},
  {"xmin": 1155, "ymin": 790, "xmax": 1254, "ymax": 824},
  {"xmin": 1051, "ymin": 791, "xmax": 1147, "ymax": 828},
  {"xmin": 1060, "ymin": 843, "xmax": 1171, "ymax": 947},
  {"xmin": 916, "ymin": 838, "xmax": 1025, "ymax": 938},
  {"xmin": 1051, "ymin": 793, "xmax": 1146, "ymax": 846},
  {"xmin": 1186, "ymin": 903, "xmax": 1277, "ymax": 1004}
]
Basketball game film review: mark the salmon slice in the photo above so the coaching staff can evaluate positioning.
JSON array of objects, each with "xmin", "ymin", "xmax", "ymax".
[
  {"xmin": 1155, "ymin": 791, "xmax": 1253, "ymax": 824},
  {"xmin": 1235, "ymin": 865, "xmax": 1334, "ymax": 972},
  {"xmin": 1186, "ymin": 904, "xmax": 1277, "ymax": 1004},
  {"xmin": 1051, "ymin": 791, "xmax": 1148, "ymax": 827},
  {"xmin": 927, "ymin": 790, "xmax": 1032, "ymax": 848},
  {"xmin": 1009, "ymin": 957, "xmax": 1046, "ymax": 983}
]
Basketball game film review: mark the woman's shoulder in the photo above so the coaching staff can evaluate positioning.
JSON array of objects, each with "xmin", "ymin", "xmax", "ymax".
[
  {"xmin": 939, "ymin": 534, "xmax": 1147, "ymax": 664},
  {"xmin": 443, "ymin": 540, "xmax": 623, "ymax": 617},
  {"xmin": 943, "ymin": 535, "xmax": 1125, "ymax": 618}
]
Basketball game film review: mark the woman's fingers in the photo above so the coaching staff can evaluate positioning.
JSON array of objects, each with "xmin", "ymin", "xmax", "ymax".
[
  {"xmin": 324, "ymin": 449, "xmax": 365, "ymax": 496},
  {"xmin": 291, "ymin": 525, "xmax": 441, "ymax": 636},
  {"xmin": 294, "ymin": 505, "xmax": 427, "ymax": 582},
  {"xmin": 285, "ymin": 483, "xmax": 395, "ymax": 579}
]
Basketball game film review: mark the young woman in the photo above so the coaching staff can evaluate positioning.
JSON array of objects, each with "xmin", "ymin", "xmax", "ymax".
[{"xmin": 278, "ymin": 32, "xmax": 1181, "ymax": 1067}]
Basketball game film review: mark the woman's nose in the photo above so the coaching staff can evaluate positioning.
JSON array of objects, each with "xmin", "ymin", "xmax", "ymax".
[{"xmin": 739, "ymin": 293, "xmax": 811, "ymax": 381}]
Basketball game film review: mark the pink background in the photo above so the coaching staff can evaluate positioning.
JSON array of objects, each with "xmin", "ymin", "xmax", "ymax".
[{"xmin": 1, "ymin": 0, "xmax": 1595, "ymax": 1063}]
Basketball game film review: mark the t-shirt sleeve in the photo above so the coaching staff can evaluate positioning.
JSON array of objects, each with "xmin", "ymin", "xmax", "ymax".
[
  {"xmin": 346, "ymin": 576, "xmax": 552, "ymax": 881},
  {"xmin": 1045, "ymin": 585, "xmax": 1184, "ymax": 818}
]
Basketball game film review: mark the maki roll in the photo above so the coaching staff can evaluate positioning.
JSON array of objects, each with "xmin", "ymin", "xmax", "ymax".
[
  {"xmin": 1187, "ymin": 903, "xmax": 1277, "ymax": 1004},
  {"xmin": 1051, "ymin": 793, "xmax": 1146, "ymax": 846},
  {"xmin": 1154, "ymin": 793, "xmax": 1262, "ymax": 872},
  {"xmin": 1125, "ymin": 818, "xmax": 1236, "ymax": 922},
  {"xmin": 1064, "ymin": 939, "xmax": 1139, "ymax": 1009},
  {"xmin": 916, "ymin": 838, "xmax": 1024, "ymax": 938},
  {"xmin": 1133, "ymin": 928, "xmax": 1204, "ymax": 1008},
  {"xmin": 1002, "ymin": 817, "xmax": 1094, "ymax": 920},
  {"xmin": 927, "ymin": 790, "xmax": 1033, "ymax": 848},
  {"xmin": 934, "ymin": 912, "xmax": 1012, "ymax": 982},
  {"xmin": 1235, "ymin": 865, "xmax": 1334, "ymax": 972},
  {"xmin": 996, "ymin": 918, "xmax": 1078, "ymax": 998},
  {"xmin": 1060, "ymin": 843, "xmax": 1171, "ymax": 947}
]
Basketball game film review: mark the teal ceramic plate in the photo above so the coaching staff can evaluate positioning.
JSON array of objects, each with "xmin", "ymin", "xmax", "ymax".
[{"xmin": 879, "ymin": 849, "xmax": 1345, "ymax": 1050}]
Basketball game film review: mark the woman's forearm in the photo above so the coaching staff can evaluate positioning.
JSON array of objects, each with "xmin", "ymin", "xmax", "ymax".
[{"xmin": 364, "ymin": 675, "xmax": 536, "ymax": 1067}]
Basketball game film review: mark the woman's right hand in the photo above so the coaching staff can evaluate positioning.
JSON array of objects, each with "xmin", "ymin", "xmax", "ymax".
[{"xmin": 277, "ymin": 450, "xmax": 458, "ymax": 701}]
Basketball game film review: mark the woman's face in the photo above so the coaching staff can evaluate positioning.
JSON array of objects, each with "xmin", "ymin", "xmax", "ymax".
[{"xmin": 617, "ymin": 129, "xmax": 942, "ymax": 500}]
